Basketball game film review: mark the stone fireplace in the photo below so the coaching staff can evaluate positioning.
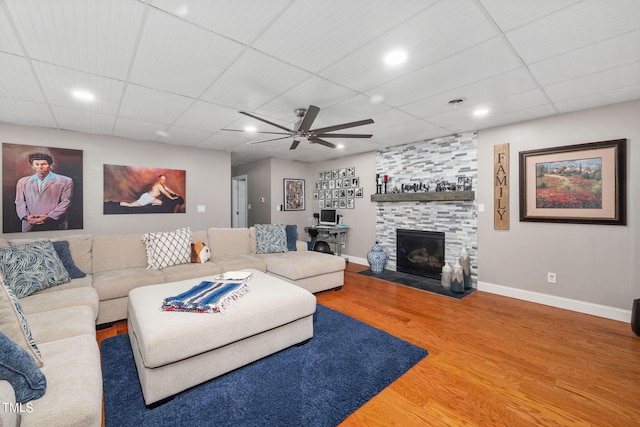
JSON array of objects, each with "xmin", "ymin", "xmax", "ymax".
[
  {"xmin": 374, "ymin": 132, "xmax": 478, "ymax": 288},
  {"xmin": 396, "ymin": 229, "xmax": 445, "ymax": 280}
]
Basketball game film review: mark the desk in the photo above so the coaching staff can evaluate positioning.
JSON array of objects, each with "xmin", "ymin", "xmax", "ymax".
[{"xmin": 305, "ymin": 226, "xmax": 349, "ymax": 256}]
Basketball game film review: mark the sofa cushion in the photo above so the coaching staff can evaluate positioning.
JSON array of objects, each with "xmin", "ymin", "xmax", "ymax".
[
  {"xmin": 264, "ymin": 251, "xmax": 346, "ymax": 280},
  {"xmin": 92, "ymin": 268, "xmax": 165, "ymax": 301},
  {"xmin": 255, "ymin": 224, "xmax": 287, "ymax": 254},
  {"xmin": 285, "ymin": 225, "xmax": 298, "ymax": 251},
  {"xmin": 8, "ymin": 235, "xmax": 93, "ymax": 276},
  {"xmin": 52, "ymin": 240, "xmax": 86, "ymax": 279},
  {"xmin": 162, "ymin": 261, "xmax": 221, "ymax": 283},
  {"xmin": 19, "ymin": 287, "xmax": 100, "ymax": 320},
  {"xmin": 0, "ymin": 240, "xmax": 70, "ymax": 298},
  {"xmin": 0, "ymin": 331, "xmax": 46, "ymax": 403},
  {"xmin": 211, "ymin": 255, "xmax": 266, "ymax": 273},
  {"xmin": 142, "ymin": 227, "xmax": 192, "ymax": 270},
  {"xmin": 208, "ymin": 228, "xmax": 252, "ymax": 257},
  {"xmin": 26, "ymin": 306, "xmax": 96, "ymax": 344},
  {"xmin": 28, "ymin": 335, "xmax": 102, "ymax": 427},
  {"xmin": 0, "ymin": 278, "xmax": 42, "ymax": 366},
  {"xmin": 92, "ymin": 234, "xmax": 149, "ymax": 273}
]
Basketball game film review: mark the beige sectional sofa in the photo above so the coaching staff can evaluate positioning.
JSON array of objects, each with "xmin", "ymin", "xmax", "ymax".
[{"xmin": 1, "ymin": 225, "xmax": 345, "ymax": 425}]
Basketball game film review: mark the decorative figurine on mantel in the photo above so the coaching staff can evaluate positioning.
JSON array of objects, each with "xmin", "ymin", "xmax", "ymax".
[{"xmin": 375, "ymin": 174, "xmax": 383, "ymax": 194}]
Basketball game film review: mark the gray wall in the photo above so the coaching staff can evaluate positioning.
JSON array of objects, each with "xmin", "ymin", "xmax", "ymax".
[
  {"xmin": 1, "ymin": 123, "xmax": 231, "ymax": 239},
  {"xmin": 233, "ymin": 158, "xmax": 271, "ymax": 226},
  {"xmin": 477, "ymin": 99, "xmax": 639, "ymax": 312}
]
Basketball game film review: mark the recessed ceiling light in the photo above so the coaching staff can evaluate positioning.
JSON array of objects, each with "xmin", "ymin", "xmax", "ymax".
[
  {"xmin": 384, "ymin": 50, "xmax": 407, "ymax": 67},
  {"xmin": 155, "ymin": 130, "xmax": 170, "ymax": 138},
  {"xmin": 336, "ymin": 144, "xmax": 345, "ymax": 150},
  {"xmin": 174, "ymin": 4, "xmax": 189, "ymax": 17},
  {"xmin": 71, "ymin": 89, "xmax": 96, "ymax": 102},
  {"xmin": 244, "ymin": 126, "xmax": 257, "ymax": 133},
  {"xmin": 370, "ymin": 94, "xmax": 385, "ymax": 104},
  {"xmin": 473, "ymin": 108, "xmax": 490, "ymax": 117}
]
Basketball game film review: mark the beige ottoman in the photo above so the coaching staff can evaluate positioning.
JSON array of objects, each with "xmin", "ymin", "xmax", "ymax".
[{"xmin": 127, "ymin": 269, "xmax": 316, "ymax": 405}]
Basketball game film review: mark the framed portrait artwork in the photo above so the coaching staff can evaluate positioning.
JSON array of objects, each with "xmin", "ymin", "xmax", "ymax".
[
  {"xmin": 284, "ymin": 178, "xmax": 305, "ymax": 211},
  {"xmin": 2, "ymin": 143, "xmax": 84, "ymax": 233},
  {"xmin": 519, "ymin": 139, "xmax": 626, "ymax": 225}
]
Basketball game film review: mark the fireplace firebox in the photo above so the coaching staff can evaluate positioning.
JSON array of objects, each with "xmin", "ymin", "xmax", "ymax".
[{"xmin": 396, "ymin": 229, "xmax": 445, "ymax": 280}]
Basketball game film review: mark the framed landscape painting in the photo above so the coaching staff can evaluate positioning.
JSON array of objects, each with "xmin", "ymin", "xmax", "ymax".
[{"xmin": 519, "ymin": 139, "xmax": 626, "ymax": 225}]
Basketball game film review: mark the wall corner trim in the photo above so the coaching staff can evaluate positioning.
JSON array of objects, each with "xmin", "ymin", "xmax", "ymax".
[{"xmin": 477, "ymin": 281, "xmax": 631, "ymax": 323}]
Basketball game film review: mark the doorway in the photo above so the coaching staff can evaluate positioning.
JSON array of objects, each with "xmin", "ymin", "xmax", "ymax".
[{"xmin": 232, "ymin": 175, "xmax": 248, "ymax": 228}]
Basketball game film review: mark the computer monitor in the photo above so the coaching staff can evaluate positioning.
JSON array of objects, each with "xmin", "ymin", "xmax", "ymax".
[{"xmin": 319, "ymin": 209, "xmax": 337, "ymax": 226}]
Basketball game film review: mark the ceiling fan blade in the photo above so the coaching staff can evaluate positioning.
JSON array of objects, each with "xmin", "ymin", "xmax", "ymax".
[
  {"xmin": 308, "ymin": 137, "xmax": 336, "ymax": 149},
  {"xmin": 246, "ymin": 136, "xmax": 291, "ymax": 145},
  {"xmin": 310, "ymin": 118, "xmax": 374, "ymax": 134},
  {"xmin": 221, "ymin": 128, "xmax": 291, "ymax": 136},
  {"xmin": 289, "ymin": 140, "xmax": 301, "ymax": 150},
  {"xmin": 297, "ymin": 105, "xmax": 320, "ymax": 132},
  {"xmin": 239, "ymin": 111, "xmax": 295, "ymax": 133},
  {"xmin": 314, "ymin": 133, "xmax": 372, "ymax": 138}
]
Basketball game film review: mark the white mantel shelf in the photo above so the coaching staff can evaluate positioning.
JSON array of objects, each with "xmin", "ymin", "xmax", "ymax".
[{"xmin": 370, "ymin": 190, "xmax": 475, "ymax": 202}]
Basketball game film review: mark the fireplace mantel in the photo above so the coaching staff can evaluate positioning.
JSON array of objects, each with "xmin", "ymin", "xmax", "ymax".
[{"xmin": 370, "ymin": 190, "xmax": 475, "ymax": 202}]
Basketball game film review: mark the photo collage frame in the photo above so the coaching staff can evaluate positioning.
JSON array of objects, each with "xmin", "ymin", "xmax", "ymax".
[{"xmin": 312, "ymin": 167, "xmax": 362, "ymax": 209}]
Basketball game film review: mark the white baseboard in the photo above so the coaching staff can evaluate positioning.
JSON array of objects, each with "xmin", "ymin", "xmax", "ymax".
[
  {"xmin": 477, "ymin": 281, "xmax": 631, "ymax": 323},
  {"xmin": 346, "ymin": 256, "xmax": 368, "ymax": 266}
]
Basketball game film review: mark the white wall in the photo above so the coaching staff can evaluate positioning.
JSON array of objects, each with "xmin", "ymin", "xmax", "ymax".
[
  {"xmin": 1, "ymin": 123, "xmax": 231, "ymax": 239},
  {"xmin": 477, "ymin": 99, "xmax": 639, "ymax": 316}
]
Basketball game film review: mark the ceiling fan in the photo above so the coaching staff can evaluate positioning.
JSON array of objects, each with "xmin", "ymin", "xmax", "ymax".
[{"xmin": 222, "ymin": 105, "xmax": 374, "ymax": 150}]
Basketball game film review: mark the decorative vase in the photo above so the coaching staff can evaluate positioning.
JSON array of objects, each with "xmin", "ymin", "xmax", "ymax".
[
  {"xmin": 367, "ymin": 241, "xmax": 388, "ymax": 274},
  {"xmin": 451, "ymin": 259, "xmax": 464, "ymax": 293},
  {"xmin": 459, "ymin": 248, "xmax": 471, "ymax": 290},
  {"xmin": 440, "ymin": 262, "xmax": 452, "ymax": 290}
]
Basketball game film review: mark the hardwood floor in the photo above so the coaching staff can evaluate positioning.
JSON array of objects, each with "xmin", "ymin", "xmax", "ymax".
[{"xmin": 97, "ymin": 263, "xmax": 640, "ymax": 426}]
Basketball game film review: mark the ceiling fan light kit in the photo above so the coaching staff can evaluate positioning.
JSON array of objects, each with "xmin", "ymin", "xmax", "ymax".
[{"xmin": 222, "ymin": 105, "xmax": 374, "ymax": 150}]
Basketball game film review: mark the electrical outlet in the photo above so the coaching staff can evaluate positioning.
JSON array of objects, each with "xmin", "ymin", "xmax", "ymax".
[{"xmin": 547, "ymin": 272, "xmax": 557, "ymax": 284}]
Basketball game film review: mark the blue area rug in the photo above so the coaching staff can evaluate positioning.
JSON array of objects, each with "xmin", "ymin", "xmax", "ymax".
[{"xmin": 101, "ymin": 305, "xmax": 428, "ymax": 426}]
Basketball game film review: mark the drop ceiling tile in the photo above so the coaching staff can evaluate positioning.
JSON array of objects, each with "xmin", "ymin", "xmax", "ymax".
[
  {"xmin": 320, "ymin": 0, "xmax": 497, "ymax": 92},
  {"xmin": 401, "ymin": 68, "xmax": 538, "ymax": 118},
  {"xmin": 112, "ymin": 117, "xmax": 167, "ymax": 142},
  {"xmin": 201, "ymin": 50, "xmax": 312, "ymax": 111},
  {"xmin": 197, "ymin": 133, "xmax": 245, "ymax": 151},
  {"xmin": 257, "ymin": 77, "xmax": 357, "ymax": 127},
  {"xmin": 130, "ymin": 7, "xmax": 245, "ymax": 97},
  {"xmin": 0, "ymin": 53, "xmax": 46, "ymax": 102},
  {"xmin": 530, "ymin": 30, "xmax": 640, "ymax": 86},
  {"xmin": 118, "ymin": 84, "xmax": 193, "ymax": 124},
  {"xmin": 446, "ymin": 104, "xmax": 557, "ymax": 135},
  {"xmin": 320, "ymin": 95, "xmax": 392, "ymax": 123},
  {"xmin": 159, "ymin": 126, "xmax": 210, "ymax": 146},
  {"xmin": 505, "ymin": 0, "xmax": 640, "ymax": 64},
  {"xmin": 149, "ymin": 0, "xmax": 291, "ymax": 45},
  {"xmin": 33, "ymin": 61, "xmax": 125, "ymax": 115},
  {"xmin": 369, "ymin": 37, "xmax": 522, "ymax": 107},
  {"xmin": 479, "ymin": 0, "xmax": 581, "ymax": 32},
  {"xmin": 251, "ymin": 0, "xmax": 434, "ymax": 72},
  {"xmin": 5, "ymin": 0, "xmax": 145, "ymax": 79},
  {"xmin": 0, "ymin": 98, "xmax": 57, "ymax": 128},
  {"xmin": 173, "ymin": 101, "xmax": 240, "ymax": 133},
  {"xmin": 553, "ymin": 84, "xmax": 640, "ymax": 113},
  {"xmin": 51, "ymin": 105, "xmax": 116, "ymax": 135},
  {"xmin": 373, "ymin": 119, "xmax": 441, "ymax": 145},
  {"xmin": 545, "ymin": 62, "xmax": 640, "ymax": 102},
  {"xmin": 0, "ymin": 7, "xmax": 22, "ymax": 54}
]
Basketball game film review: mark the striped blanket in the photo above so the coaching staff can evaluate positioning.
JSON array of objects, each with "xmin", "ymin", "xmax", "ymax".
[{"xmin": 161, "ymin": 280, "xmax": 250, "ymax": 314}]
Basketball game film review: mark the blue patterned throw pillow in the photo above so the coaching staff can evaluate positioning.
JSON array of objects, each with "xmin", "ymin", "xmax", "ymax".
[
  {"xmin": 0, "ymin": 277, "xmax": 42, "ymax": 367},
  {"xmin": 255, "ymin": 224, "xmax": 288, "ymax": 254},
  {"xmin": 0, "ymin": 331, "xmax": 46, "ymax": 403},
  {"xmin": 0, "ymin": 240, "xmax": 70, "ymax": 298}
]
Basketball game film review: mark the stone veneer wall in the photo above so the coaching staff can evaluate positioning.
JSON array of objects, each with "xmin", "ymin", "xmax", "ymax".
[{"xmin": 375, "ymin": 131, "xmax": 478, "ymax": 287}]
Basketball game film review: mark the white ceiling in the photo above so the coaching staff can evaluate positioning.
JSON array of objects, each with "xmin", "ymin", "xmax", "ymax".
[{"xmin": 1, "ymin": 0, "xmax": 639, "ymax": 166}]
